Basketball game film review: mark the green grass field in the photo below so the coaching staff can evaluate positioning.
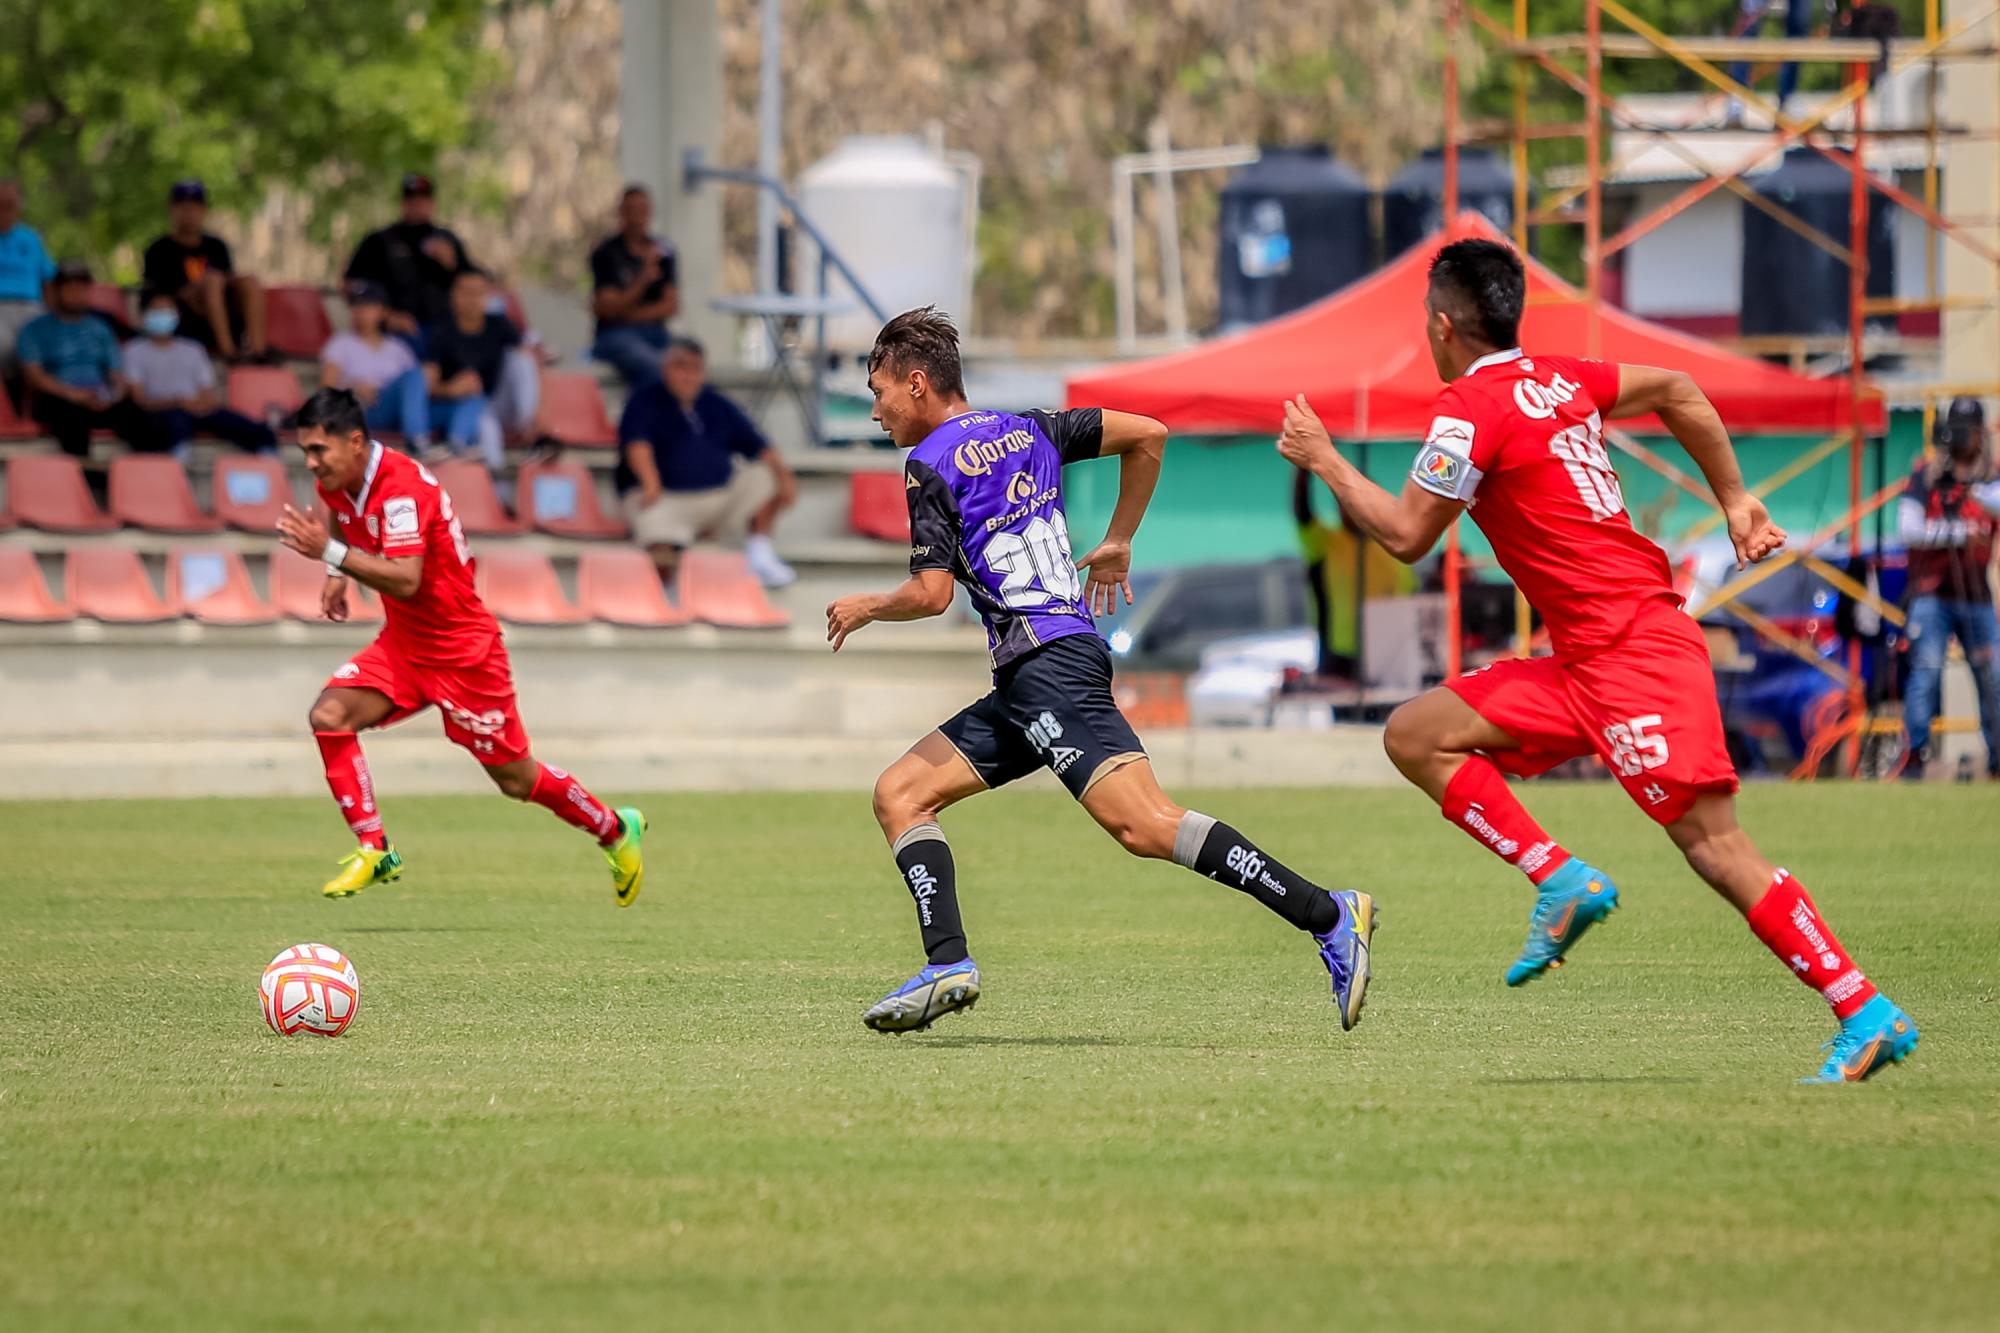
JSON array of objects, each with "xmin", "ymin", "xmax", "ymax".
[{"xmin": 3, "ymin": 784, "xmax": 1997, "ymax": 1331}]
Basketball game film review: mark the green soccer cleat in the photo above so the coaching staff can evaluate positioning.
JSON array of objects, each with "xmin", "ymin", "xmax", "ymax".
[
  {"xmin": 321, "ymin": 845, "xmax": 404, "ymax": 899},
  {"xmin": 604, "ymin": 807, "xmax": 646, "ymax": 907}
]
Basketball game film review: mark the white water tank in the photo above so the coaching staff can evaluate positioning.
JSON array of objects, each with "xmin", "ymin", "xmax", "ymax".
[{"xmin": 797, "ymin": 135, "xmax": 970, "ymax": 349}]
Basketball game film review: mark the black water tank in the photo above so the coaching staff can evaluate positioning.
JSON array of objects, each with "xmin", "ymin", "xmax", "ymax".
[
  {"xmin": 1740, "ymin": 148, "xmax": 1895, "ymax": 336},
  {"xmin": 1216, "ymin": 146, "xmax": 1373, "ymax": 330},
  {"xmin": 1383, "ymin": 147, "xmax": 1517, "ymax": 258}
]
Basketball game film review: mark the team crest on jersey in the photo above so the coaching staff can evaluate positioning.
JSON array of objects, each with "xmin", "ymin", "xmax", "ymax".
[{"xmin": 366, "ymin": 515, "xmax": 380, "ymax": 538}]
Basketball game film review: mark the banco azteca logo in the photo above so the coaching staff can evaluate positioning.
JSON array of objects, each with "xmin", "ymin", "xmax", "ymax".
[{"xmin": 1006, "ymin": 472, "xmax": 1037, "ymax": 504}]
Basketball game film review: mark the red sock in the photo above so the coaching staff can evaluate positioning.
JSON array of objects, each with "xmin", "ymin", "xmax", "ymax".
[
  {"xmin": 527, "ymin": 763, "xmax": 620, "ymax": 844},
  {"xmin": 1440, "ymin": 757, "xmax": 1572, "ymax": 885},
  {"xmin": 1745, "ymin": 869, "xmax": 1877, "ymax": 1019},
  {"xmin": 315, "ymin": 730, "xmax": 387, "ymax": 850}
]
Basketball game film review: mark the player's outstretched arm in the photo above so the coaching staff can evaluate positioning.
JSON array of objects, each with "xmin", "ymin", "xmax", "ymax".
[
  {"xmin": 1277, "ymin": 395, "xmax": 1461, "ymax": 564},
  {"xmin": 1609, "ymin": 364, "xmax": 1786, "ymax": 568},
  {"xmin": 1074, "ymin": 409, "xmax": 1167, "ymax": 616},
  {"xmin": 277, "ymin": 504, "xmax": 424, "ymax": 601},
  {"xmin": 825, "ymin": 569, "xmax": 957, "ymax": 651}
]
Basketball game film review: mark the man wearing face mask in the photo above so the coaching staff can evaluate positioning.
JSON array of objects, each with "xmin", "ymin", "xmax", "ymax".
[
  {"xmin": 1898, "ymin": 396, "xmax": 2000, "ymax": 779},
  {"xmin": 122, "ymin": 292, "xmax": 277, "ymax": 454}
]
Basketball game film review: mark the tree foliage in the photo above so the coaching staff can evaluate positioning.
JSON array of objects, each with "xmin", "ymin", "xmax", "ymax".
[{"xmin": 0, "ymin": 0, "xmax": 496, "ymax": 271}]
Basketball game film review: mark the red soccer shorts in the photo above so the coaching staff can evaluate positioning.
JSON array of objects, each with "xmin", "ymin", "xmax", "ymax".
[
  {"xmin": 325, "ymin": 635, "xmax": 531, "ymax": 766},
  {"xmin": 1445, "ymin": 600, "xmax": 1739, "ymax": 825}
]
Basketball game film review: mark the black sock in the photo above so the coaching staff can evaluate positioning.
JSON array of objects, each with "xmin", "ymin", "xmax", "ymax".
[
  {"xmin": 1173, "ymin": 812, "xmax": 1343, "ymax": 934},
  {"xmin": 893, "ymin": 823, "xmax": 968, "ymax": 965}
]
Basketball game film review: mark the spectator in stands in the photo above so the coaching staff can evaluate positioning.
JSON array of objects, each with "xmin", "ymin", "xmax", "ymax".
[
  {"xmin": 1725, "ymin": 0, "xmax": 1814, "ymax": 123},
  {"xmin": 589, "ymin": 185, "xmax": 679, "ymax": 388},
  {"xmin": 424, "ymin": 268, "xmax": 517, "ymax": 466},
  {"xmin": 616, "ymin": 337, "xmax": 798, "ymax": 588},
  {"xmin": 141, "ymin": 180, "xmax": 271, "ymax": 364},
  {"xmin": 122, "ymin": 292, "xmax": 277, "ymax": 455},
  {"xmin": 319, "ymin": 281, "xmax": 432, "ymax": 447},
  {"xmin": 476, "ymin": 277, "xmax": 546, "ymax": 457},
  {"xmin": 345, "ymin": 173, "xmax": 472, "ymax": 348},
  {"xmin": 1898, "ymin": 397, "xmax": 2000, "ymax": 780},
  {"xmin": 0, "ymin": 178, "xmax": 54, "ymax": 380},
  {"xmin": 16, "ymin": 261, "xmax": 167, "ymax": 456}
]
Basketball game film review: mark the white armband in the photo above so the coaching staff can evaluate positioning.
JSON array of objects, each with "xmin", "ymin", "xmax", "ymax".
[
  {"xmin": 1411, "ymin": 415, "xmax": 1484, "ymax": 502},
  {"xmin": 323, "ymin": 538, "xmax": 350, "ymax": 575}
]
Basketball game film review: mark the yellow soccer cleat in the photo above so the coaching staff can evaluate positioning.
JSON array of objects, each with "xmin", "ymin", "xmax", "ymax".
[
  {"xmin": 321, "ymin": 846, "xmax": 404, "ymax": 899},
  {"xmin": 604, "ymin": 807, "xmax": 647, "ymax": 907}
]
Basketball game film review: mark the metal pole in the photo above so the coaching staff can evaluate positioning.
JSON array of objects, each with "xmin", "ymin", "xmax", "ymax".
[
  {"xmin": 1846, "ymin": 64, "xmax": 1870, "ymax": 775},
  {"xmin": 1150, "ymin": 121, "xmax": 1190, "ymax": 344},
  {"xmin": 1444, "ymin": 0, "xmax": 1464, "ymax": 678},
  {"xmin": 756, "ymin": 0, "xmax": 782, "ymax": 296},
  {"xmin": 1513, "ymin": 0, "xmax": 1533, "ymax": 656},
  {"xmin": 1114, "ymin": 162, "xmax": 1137, "ymax": 352},
  {"xmin": 1585, "ymin": 0, "xmax": 1604, "ymax": 354}
]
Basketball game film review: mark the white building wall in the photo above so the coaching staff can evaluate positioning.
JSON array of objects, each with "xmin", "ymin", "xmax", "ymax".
[{"xmin": 1620, "ymin": 186, "xmax": 1742, "ymax": 317}]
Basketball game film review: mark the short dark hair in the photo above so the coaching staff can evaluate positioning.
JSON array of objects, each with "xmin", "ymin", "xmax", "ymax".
[
  {"xmin": 294, "ymin": 387, "xmax": 368, "ymax": 439},
  {"xmin": 868, "ymin": 305, "xmax": 964, "ymax": 398},
  {"xmin": 1428, "ymin": 239, "xmax": 1525, "ymax": 350},
  {"xmin": 621, "ymin": 183, "xmax": 650, "ymax": 201},
  {"xmin": 666, "ymin": 335, "xmax": 705, "ymax": 360},
  {"xmin": 453, "ymin": 265, "xmax": 491, "ymax": 285}
]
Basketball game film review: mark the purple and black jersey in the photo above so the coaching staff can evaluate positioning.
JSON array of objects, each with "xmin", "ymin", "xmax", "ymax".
[{"xmin": 906, "ymin": 407, "xmax": 1106, "ymax": 670}]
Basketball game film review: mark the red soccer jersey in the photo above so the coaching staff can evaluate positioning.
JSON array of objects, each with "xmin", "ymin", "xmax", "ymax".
[
  {"xmin": 317, "ymin": 443, "xmax": 500, "ymax": 667},
  {"xmin": 1409, "ymin": 349, "xmax": 1679, "ymax": 659}
]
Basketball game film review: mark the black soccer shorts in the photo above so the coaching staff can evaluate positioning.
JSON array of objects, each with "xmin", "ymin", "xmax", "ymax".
[{"xmin": 937, "ymin": 632, "xmax": 1147, "ymax": 799}]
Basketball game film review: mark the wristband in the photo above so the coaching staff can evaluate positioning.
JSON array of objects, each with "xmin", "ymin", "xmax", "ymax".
[{"xmin": 323, "ymin": 539, "xmax": 350, "ymax": 575}]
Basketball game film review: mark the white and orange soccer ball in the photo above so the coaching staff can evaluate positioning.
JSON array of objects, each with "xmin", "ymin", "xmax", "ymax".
[{"xmin": 260, "ymin": 944, "xmax": 361, "ymax": 1037}]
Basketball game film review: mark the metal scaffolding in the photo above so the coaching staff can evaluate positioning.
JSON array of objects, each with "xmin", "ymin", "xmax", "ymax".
[{"xmin": 1437, "ymin": 0, "xmax": 2000, "ymax": 777}]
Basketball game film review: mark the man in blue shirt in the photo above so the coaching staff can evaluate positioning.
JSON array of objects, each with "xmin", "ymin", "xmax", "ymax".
[
  {"xmin": 0, "ymin": 178, "xmax": 55, "ymax": 378},
  {"xmin": 16, "ymin": 261, "xmax": 167, "ymax": 457},
  {"xmin": 614, "ymin": 337, "xmax": 797, "ymax": 586}
]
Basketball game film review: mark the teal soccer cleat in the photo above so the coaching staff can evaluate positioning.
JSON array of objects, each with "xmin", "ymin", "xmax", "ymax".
[
  {"xmin": 1505, "ymin": 858, "xmax": 1619, "ymax": 987},
  {"xmin": 1803, "ymin": 994, "xmax": 1919, "ymax": 1084}
]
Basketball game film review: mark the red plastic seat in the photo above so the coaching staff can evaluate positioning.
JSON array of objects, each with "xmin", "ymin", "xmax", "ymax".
[
  {"xmin": 475, "ymin": 548, "xmax": 586, "ymax": 625},
  {"xmin": 0, "ymin": 389, "xmax": 39, "ymax": 441},
  {"xmin": 577, "ymin": 547, "xmax": 690, "ymax": 627},
  {"xmin": 270, "ymin": 545, "xmax": 382, "ymax": 623},
  {"xmin": 66, "ymin": 546, "xmax": 178, "ymax": 622},
  {"xmin": 849, "ymin": 472, "xmax": 912, "ymax": 542},
  {"xmin": 227, "ymin": 365, "xmax": 305, "ymax": 422},
  {"xmin": 86, "ymin": 283, "xmax": 132, "ymax": 330},
  {"xmin": 166, "ymin": 548, "xmax": 277, "ymax": 625},
  {"xmin": 212, "ymin": 453, "xmax": 295, "ymax": 532},
  {"xmin": 517, "ymin": 458, "xmax": 627, "ymax": 539},
  {"xmin": 264, "ymin": 286, "xmax": 334, "ymax": 361},
  {"xmin": 539, "ymin": 372, "xmax": 618, "ymax": 448},
  {"xmin": 108, "ymin": 455, "xmax": 221, "ymax": 533},
  {"xmin": 0, "ymin": 547, "xmax": 73, "ymax": 622},
  {"xmin": 430, "ymin": 458, "xmax": 523, "ymax": 535},
  {"xmin": 677, "ymin": 548, "xmax": 790, "ymax": 628},
  {"xmin": 8, "ymin": 455, "xmax": 116, "ymax": 532}
]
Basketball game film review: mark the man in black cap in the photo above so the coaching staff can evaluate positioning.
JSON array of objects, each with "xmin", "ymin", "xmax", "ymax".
[
  {"xmin": 15, "ymin": 261, "xmax": 167, "ymax": 457},
  {"xmin": 344, "ymin": 173, "xmax": 473, "ymax": 350},
  {"xmin": 1898, "ymin": 396, "xmax": 2000, "ymax": 778},
  {"xmin": 141, "ymin": 179, "xmax": 270, "ymax": 363}
]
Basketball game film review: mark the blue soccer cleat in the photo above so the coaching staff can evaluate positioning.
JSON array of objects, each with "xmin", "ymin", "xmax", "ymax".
[
  {"xmin": 1505, "ymin": 858, "xmax": 1619, "ymax": 987},
  {"xmin": 1803, "ymin": 994, "xmax": 1919, "ymax": 1084},
  {"xmin": 1313, "ymin": 890, "xmax": 1377, "ymax": 1031},
  {"xmin": 862, "ymin": 958, "xmax": 981, "ymax": 1034}
]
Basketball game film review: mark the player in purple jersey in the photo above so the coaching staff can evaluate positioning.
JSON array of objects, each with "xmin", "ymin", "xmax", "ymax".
[{"xmin": 826, "ymin": 307, "xmax": 1378, "ymax": 1034}]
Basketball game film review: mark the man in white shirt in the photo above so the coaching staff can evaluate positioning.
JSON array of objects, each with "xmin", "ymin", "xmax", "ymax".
[
  {"xmin": 319, "ymin": 281, "xmax": 433, "ymax": 449},
  {"xmin": 122, "ymin": 292, "xmax": 277, "ymax": 453}
]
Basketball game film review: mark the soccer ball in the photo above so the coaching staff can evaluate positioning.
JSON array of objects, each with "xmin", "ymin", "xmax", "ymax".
[{"xmin": 260, "ymin": 944, "xmax": 361, "ymax": 1037}]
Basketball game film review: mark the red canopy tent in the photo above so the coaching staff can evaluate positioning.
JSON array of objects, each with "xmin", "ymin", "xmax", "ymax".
[{"xmin": 1066, "ymin": 214, "xmax": 1885, "ymax": 438}]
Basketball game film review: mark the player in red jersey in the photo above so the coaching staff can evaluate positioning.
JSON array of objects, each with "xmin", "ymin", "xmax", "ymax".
[
  {"xmin": 1277, "ymin": 239, "xmax": 1916, "ymax": 1083},
  {"xmin": 275, "ymin": 388, "xmax": 647, "ymax": 903}
]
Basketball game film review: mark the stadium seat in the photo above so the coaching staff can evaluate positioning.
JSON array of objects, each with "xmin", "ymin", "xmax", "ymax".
[
  {"xmin": 212, "ymin": 453, "xmax": 295, "ymax": 532},
  {"xmin": 264, "ymin": 286, "xmax": 334, "ymax": 361},
  {"xmin": 475, "ymin": 548, "xmax": 587, "ymax": 625},
  {"xmin": 677, "ymin": 548, "xmax": 790, "ymax": 629},
  {"xmin": 539, "ymin": 372, "xmax": 619, "ymax": 448},
  {"xmin": 8, "ymin": 455, "xmax": 116, "ymax": 532},
  {"xmin": 0, "ymin": 388, "xmax": 39, "ymax": 440},
  {"xmin": 166, "ymin": 549, "xmax": 278, "ymax": 625},
  {"xmin": 517, "ymin": 458, "xmax": 626, "ymax": 539},
  {"xmin": 270, "ymin": 545, "xmax": 382, "ymax": 623},
  {"xmin": 849, "ymin": 472, "xmax": 912, "ymax": 543},
  {"xmin": 431, "ymin": 458, "xmax": 523, "ymax": 535},
  {"xmin": 0, "ymin": 547, "xmax": 73, "ymax": 622},
  {"xmin": 577, "ymin": 548, "xmax": 690, "ymax": 627},
  {"xmin": 86, "ymin": 283, "xmax": 133, "ymax": 331},
  {"xmin": 227, "ymin": 365, "xmax": 305, "ymax": 422},
  {"xmin": 66, "ymin": 546, "xmax": 177, "ymax": 622},
  {"xmin": 108, "ymin": 455, "xmax": 221, "ymax": 533}
]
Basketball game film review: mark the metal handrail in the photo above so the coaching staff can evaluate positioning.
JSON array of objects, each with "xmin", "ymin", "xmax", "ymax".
[{"xmin": 682, "ymin": 150, "xmax": 891, "ymax": 326}]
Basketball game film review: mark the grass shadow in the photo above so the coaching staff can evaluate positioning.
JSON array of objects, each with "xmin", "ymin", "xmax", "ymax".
[{"xmin": 919, "ymin": 1034, "xmax": 1123, "ymax": 1049}]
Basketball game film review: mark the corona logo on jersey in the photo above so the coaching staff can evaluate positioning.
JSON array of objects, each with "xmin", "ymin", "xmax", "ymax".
[
  {"xmin": 954, "ymin": 427, "xmax": 1036, "ymax": 477},
  {"xmin": 1512, "ymin": 372, "xmax": 1585, "ymax": 421}
]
